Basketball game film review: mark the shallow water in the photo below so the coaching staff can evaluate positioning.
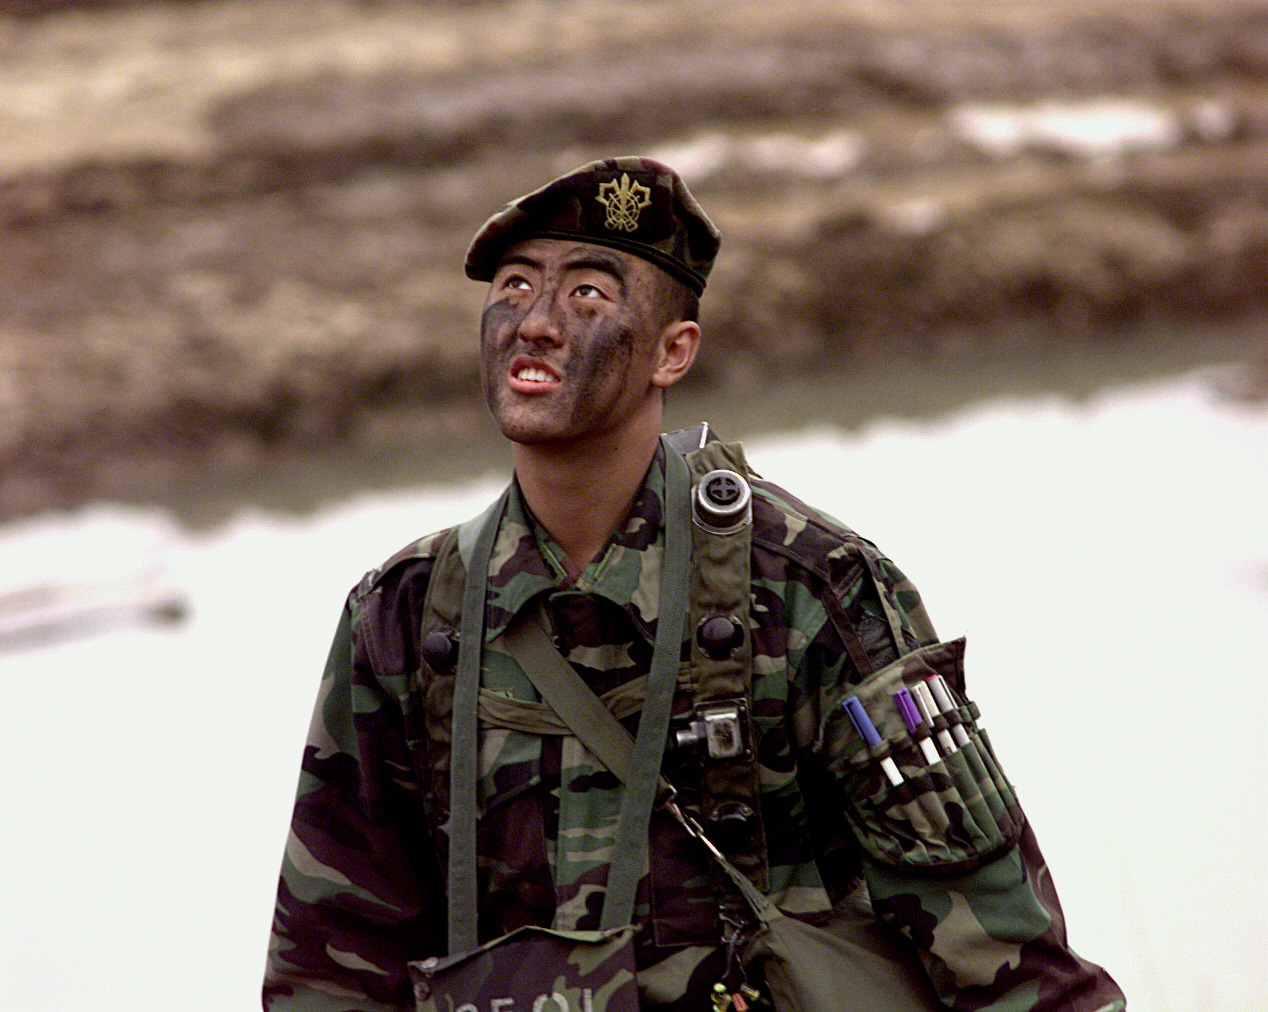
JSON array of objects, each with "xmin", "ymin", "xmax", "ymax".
[
  {"xmin": 102, "ymin": 313, "xmax": 1268, "ymax": 529},
  {"xmin": 2, "ymin": 352, "xmax": 1266, "ymax": 1012}
]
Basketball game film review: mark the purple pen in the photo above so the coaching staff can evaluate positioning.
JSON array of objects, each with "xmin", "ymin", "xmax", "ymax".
[
  {"xmin": 893, "ymin": 688, "xmax": 941, "ymax": 765},
  {"xmin": 843, "ymin": 696, "xmax": 903, "ymax": 786}
]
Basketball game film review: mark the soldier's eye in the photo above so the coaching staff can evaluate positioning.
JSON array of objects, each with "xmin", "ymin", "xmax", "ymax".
[
  {"xmin": 505, "ymin": 276, "xmax": 532, "ymax": 291},
  {"xmin": 574, "ymin": 283, "xmax": 605, "ymax": 299}
]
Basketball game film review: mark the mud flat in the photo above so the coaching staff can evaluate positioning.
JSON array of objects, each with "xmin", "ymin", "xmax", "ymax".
[{"xmin": 2, "ymin": 0, "xmax": 1267, "ymax": 521}]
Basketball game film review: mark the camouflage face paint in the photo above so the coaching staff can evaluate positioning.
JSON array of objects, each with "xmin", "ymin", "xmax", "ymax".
[{"xmin": 479, "ymin": 238, "xmax": 663, "ymax": 447}]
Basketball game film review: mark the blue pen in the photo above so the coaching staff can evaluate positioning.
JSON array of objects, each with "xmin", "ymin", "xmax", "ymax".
[
  {"xmin": 843, "ymin": 696, "xmax": 903, "ymax": 786},
  {"xmin": 893, "ymin": 688, "xmax": 941, "ymax": 765}
]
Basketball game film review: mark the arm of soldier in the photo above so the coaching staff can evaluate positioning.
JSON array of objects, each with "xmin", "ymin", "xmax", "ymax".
[
  {"xmin": 803, "ymin": 548, "xmax": 1125, "ymax": 1012},
  {"xmin": 863, "ymin": 824, "xmax": 1125, "ymax": 1012},
  {"xmin": 264, "ymin": 593, "xmax": 443, "ymax": 1012}
]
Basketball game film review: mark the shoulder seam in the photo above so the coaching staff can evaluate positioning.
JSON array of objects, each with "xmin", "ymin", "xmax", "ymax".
[
  {"xmin": 354, "ymin": 528, "xmax": 456, "ymax": 603},
  {"xmin": 750, "ymin": 483, "xmax": 875, "ymax": 587}
]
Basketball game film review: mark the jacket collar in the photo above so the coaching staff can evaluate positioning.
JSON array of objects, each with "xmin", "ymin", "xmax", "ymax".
[{"xmin": 482, "ymin": 445, "xmax": 668, "ymax": 644}]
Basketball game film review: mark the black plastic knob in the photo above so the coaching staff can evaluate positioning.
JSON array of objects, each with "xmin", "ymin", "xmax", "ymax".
[
  {"xmin": 705, "ymin": 471, "xmax": 744, "ymax": 506},
  {"xmin": 697, "ymin": 615, "xmax": 743, "ymax": 660},
  {"xmin": 421, "ymin": 631, "xmax": 458, "ymax": 672}
]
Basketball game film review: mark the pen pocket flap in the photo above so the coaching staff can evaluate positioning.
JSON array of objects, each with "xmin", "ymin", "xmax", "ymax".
[{"xmin": 818, "ymin": 638, "xmax": 1024, "ymax": 874}]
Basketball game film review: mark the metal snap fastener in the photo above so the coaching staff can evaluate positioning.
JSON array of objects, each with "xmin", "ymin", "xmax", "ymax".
[{"xmin": 693, "ymin": 469, "xmax": 752, "ymax": 532}]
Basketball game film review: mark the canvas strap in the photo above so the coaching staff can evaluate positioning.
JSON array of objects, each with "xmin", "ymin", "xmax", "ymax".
[
  {"xmin": 500, "ymin": 603, "xmax": 775, "ymax": 930},
  {"xmin": 503, "ymin": 614, "xmax": 777, "ymax": 932},
  {"xmin": 447, "ymin": 487, "xmax": 509, "ymax": 954},
  {"xmin": 683, "ymin": 439, "xmax": 768, "ymax": 890},
  {"xmin": 446, "ymin": 440, "xmax": 692, "ymax": 950}
]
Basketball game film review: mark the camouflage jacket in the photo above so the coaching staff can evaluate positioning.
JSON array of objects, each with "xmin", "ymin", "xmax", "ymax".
[{"xmin": 264, "ymin": 444, "xmax": 1125, "ymax": 1012}]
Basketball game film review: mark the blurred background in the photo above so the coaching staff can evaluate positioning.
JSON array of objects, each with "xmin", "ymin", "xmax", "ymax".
[
  {"xmin": 2, "ymin": 1, "xmax": 1266, "ymax": 1010},
  {"xmin": 3, "ymin": 0, "xmax": 1267, "ymax": 520}
]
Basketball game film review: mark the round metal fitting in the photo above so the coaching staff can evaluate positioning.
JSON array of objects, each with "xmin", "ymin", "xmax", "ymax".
[{"xmin": 693, "ymin": 469, "xmax": 752, "ymax": 532}]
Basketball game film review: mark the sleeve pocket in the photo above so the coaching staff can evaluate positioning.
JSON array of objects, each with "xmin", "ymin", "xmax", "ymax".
[{"xmin": 817, "ymin": 637, "xmax": 1025, "ymax": 874}]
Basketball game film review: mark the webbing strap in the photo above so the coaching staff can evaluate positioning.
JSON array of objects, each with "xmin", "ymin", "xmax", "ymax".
[
  {"xmin": 684, "ymin": 439, "xmax": 768, "ymax": 891},
  {"xmin": 501, "ymin": 616, "xmax": 666, "ymax": 793},
  {"xmin": 445, "ymin": 440, "xmax": 692, "ymax": 946},
  {"xmin": 457, "ymin": 495, "xmax": 502, "ymax": 572},
  {"xmin": 601, "ymin": 442, "xmax": 692, "ymax": 929},
  {"xmin": 447, "ymin": 488, "xmax": 508, "ymax": 954}
]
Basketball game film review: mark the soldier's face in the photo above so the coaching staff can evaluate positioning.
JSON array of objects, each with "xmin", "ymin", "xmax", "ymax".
[{"xmin": 480, "ymin": 238, "xmax": 670, "ymax": 447}]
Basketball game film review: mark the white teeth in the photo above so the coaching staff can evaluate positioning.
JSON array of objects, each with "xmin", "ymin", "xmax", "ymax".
[{"xmin": 515, "ymin": 367, "xmax": 555, "ymax": 383}]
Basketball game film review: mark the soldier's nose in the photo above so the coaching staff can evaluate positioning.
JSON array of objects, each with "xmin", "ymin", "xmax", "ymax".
[{"xmin": 517, "ymin": 294, "xmax": 564, "ymax": 346}]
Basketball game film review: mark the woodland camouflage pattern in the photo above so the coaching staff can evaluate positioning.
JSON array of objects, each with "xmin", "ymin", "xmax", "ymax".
[
  {"xmin": 264, "ymin": 445, "xmax": 1126, "ymax": 1012},
  {"xmin": 409, "ymin": 924, "xmax": 639, "ymax": 1012}
]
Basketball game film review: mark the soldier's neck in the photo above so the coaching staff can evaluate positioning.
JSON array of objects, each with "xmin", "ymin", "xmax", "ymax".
[{"xmin": 511, "ymin": 415, "xmax": 662, "ymax": 576}]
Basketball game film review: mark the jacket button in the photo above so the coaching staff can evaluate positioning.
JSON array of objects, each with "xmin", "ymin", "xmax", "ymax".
[
  {"xmin": 697, "ymin": 615, "xmax": 742, "ymax": 660},
  {"xmin": 421, "ymin": 631, "xmax": 458, "ymax": 672},
  {"xmin": 707, "ymin": 801, "xmax": 758, "ymax": 850}
]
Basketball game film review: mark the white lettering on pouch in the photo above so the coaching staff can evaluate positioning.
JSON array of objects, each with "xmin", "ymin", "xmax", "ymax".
[{"xmin": 476, "ymin": 991, "xmax": 595, "ymax": 1012}]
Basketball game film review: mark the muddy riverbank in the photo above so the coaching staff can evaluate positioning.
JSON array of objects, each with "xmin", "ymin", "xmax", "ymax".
[{"xmin": 3, "ymin": 0, "xmax": 1267, "ymax": 522}]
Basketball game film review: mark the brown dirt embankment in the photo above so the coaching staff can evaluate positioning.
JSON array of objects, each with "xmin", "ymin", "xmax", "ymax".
[{"xmin": 2, "ymin": 0, "xmax": 1267, "ymax": 520}]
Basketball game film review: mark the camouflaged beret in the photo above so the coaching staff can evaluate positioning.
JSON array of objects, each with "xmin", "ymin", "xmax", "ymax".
[{"xmin": 465, "ymin": 156, "xmax": 721, "ymax": 294}]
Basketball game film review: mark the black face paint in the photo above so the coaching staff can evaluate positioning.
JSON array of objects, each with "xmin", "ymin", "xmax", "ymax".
[
  {"xmin": 479, "ymin": 298, "xmax": 529, "ymax": 413},
  {"xmin": 478, "ymin": 239, "xmax": 666, "ymax": 446},
  {"xmin": 557, "ymin": 317, "xmax": 638, "ymax": 426}
]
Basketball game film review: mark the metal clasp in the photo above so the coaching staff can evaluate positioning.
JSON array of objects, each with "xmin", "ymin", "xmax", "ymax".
[{"xmin": 673, "ymin": 699, "xmax": 752, "ymax": 763}]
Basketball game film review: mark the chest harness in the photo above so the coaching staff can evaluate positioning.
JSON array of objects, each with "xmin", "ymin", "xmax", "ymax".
[{"xmin": 417, "ymin": 425, "xmax": 769, "ymax": 945}]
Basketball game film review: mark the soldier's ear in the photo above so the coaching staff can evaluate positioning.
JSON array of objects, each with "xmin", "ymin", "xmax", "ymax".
[{"xmin": 651, "ymin": 320, "xmax": 699, "ymax": 390}]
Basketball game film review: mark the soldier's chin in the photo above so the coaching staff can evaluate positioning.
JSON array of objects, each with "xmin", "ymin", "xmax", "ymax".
[
  {"xmin": 502, "ymin": 427, "xmax": 572, "ymax": 447},
  {"xmin": 490, "ymin": 412, "xmax": 569, "ymax": 447}
]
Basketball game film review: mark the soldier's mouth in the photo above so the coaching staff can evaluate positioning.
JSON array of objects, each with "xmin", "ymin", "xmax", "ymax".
[{"xmin": 508, "ymin": 357, "xmax": 561, "ymax": 393}]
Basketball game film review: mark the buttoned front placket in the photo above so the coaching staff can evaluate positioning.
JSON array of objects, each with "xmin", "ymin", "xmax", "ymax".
[{"xmin": 479, "ymin": 453, "xmax": 687, "ymax": 931}]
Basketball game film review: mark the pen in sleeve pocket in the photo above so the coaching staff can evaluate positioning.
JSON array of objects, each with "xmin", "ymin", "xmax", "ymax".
[
  {"xmin": 926, "ymin": 674, "xmax": 972, "ymax": 748},
  {"xmin": 894, "ymin": 688, "xmax": 942, "ymax": 765},
  {"xmin": 911, "ymin": 682, "xmax": 957, "ymax": 754},
  {"xmin": 842, "ymin": 696, "xmax": 904, "ymax": 787}
]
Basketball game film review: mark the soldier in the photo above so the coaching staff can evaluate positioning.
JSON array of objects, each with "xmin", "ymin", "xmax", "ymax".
[{"xmin": 264, "ymin": 157, "xmax": 1126, "ymax": 1012}]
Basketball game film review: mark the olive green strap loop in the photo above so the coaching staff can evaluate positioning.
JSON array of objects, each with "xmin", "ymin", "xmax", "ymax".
[
  {"xmin": 599, "ymin": 441, "xmax": 692, "ymax": 929},
  {"xmin": 446, "ymin": 440, "xmax": 691, "ymax": 947},
  {"xmin": 501, "ymin": 616, "xmax": 675, "ymax": 801},
  {"xmin": 447, "ymin": 488, "xmax": 508, "ymax": 955}
]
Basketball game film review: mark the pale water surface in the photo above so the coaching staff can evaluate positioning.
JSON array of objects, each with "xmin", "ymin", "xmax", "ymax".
[{"xmin": 2, "ymin": 368, "xmax": 1265, "ymax": 1012}]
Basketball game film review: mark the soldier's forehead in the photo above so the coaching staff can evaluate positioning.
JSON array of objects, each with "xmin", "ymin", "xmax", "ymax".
[{"xmin": 495, "ymin": 238, "xmax": 649, "ymax": 277}]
